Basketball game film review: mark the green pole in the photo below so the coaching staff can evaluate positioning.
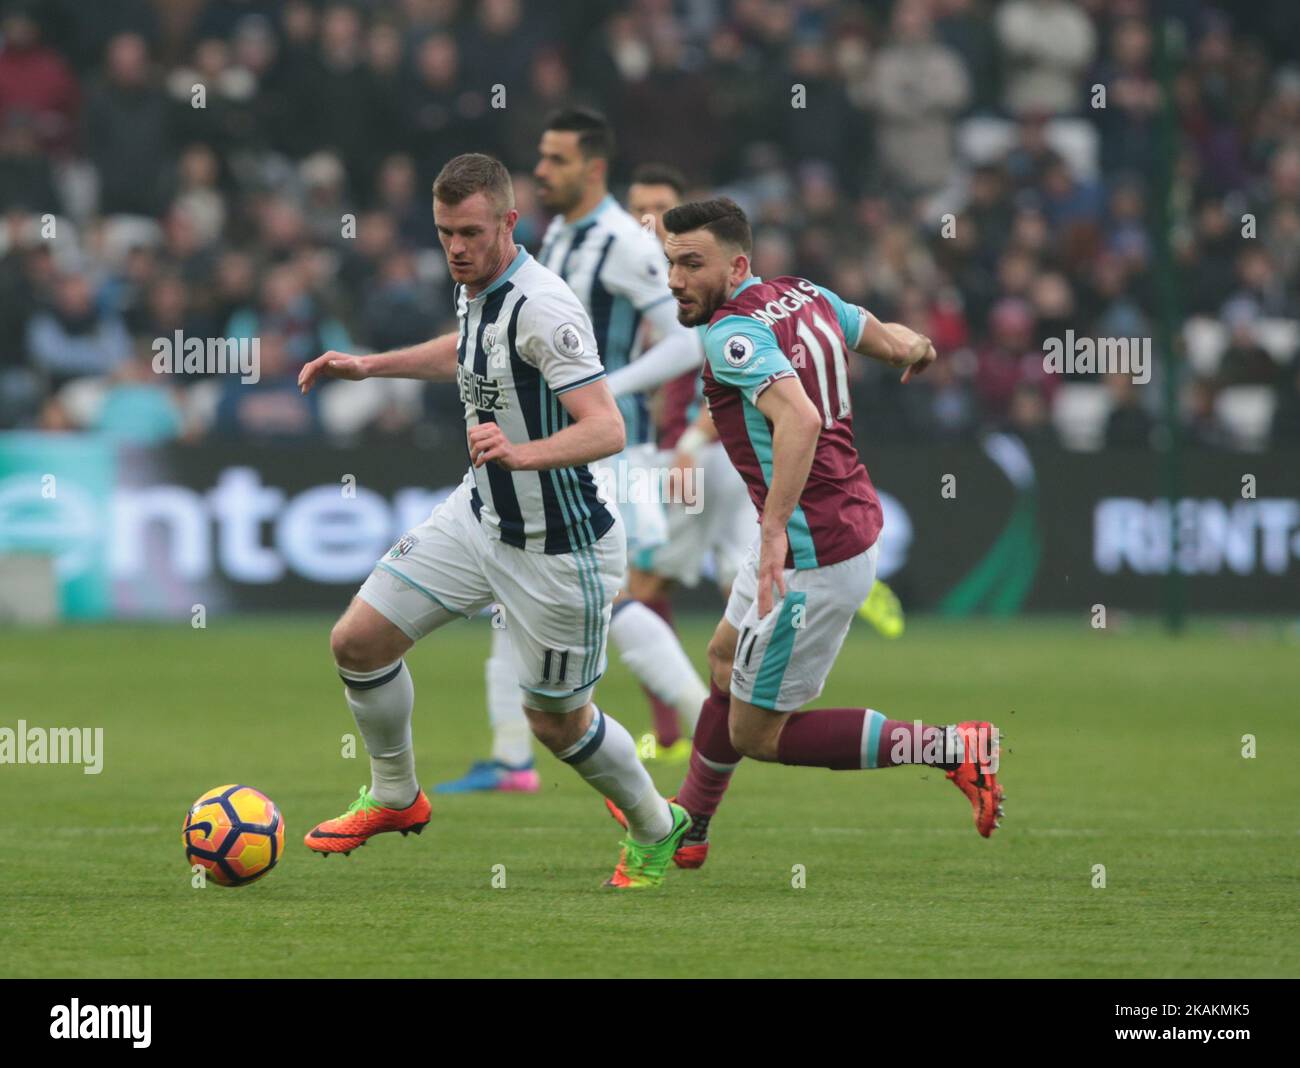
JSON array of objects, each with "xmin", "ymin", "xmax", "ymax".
[{"xmin": 1151, "ymin": 7, "xmax": 1185, "ymax": 633}]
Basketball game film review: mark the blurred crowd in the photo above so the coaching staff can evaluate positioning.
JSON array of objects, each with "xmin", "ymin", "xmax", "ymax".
[{"xmin": 1, "ymin": 0, "xmax": 1298, "ymax": 450}]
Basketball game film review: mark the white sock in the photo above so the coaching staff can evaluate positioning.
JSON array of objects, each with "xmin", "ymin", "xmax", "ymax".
[
  {"xmin": 609, "ymin": 601, "xmax": 709, "ymax": 733},
  {"xmin": 556, "ymin": 707, "xmax": 672, "ymax": 843},
  {"xmin": 339, "ymin": 659, "xmax": 418, "ymax": 808},
  {"xmin": 487, "ymin": 625, "xmax": 534, "ymax": 767}
]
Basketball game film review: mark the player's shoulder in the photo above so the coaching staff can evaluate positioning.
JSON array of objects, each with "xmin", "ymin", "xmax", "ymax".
[
  {"xmin": 515, "ymin": 254, "xmax": 585, "ymax": 309},
  {"xmin": 599, "ymin": 202, "xmax": 663, "ymax": 260},
  {"xmin": 701, "ymin": 311, "xmax": 780, "ymax": 374},
  {"xmin": 732, "ymin": 275, "xmax": 825, "ymax": 311}
]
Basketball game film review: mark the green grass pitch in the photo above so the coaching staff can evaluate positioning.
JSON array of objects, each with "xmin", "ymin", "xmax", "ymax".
[{"xmin": 1, "ymin": 615, "xmax": 1297, "ymax": 978}]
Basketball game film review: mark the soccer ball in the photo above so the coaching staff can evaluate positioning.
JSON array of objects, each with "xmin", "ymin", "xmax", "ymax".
[{"xmin": 182, "ymin": 784, "xmax": 285, "ymax": 887}]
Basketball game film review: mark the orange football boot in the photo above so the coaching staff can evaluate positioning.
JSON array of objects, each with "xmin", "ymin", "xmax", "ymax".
[
  {"xmin": 946, "ymin": 721, "xmax": 1004, "ymax": 837},
  {"xmin": 305, "ymin": 785, "xmax": 431, "ymax": 855},
  {"xmin": 605, "ymin": 796, "xmax": 710, "ymax": 869}
]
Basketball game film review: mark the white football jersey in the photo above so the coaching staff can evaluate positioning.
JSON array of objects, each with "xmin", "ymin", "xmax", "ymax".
[
  {"xmin": 455, "ymin": 245, "xmax": 615, "ymax": 554},
  {"xmin": 536, "ymin": 195, "xmax": 674, "ymax": 446}
]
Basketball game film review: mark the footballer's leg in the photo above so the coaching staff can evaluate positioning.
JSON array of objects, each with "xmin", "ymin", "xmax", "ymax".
[
  {"xmin": 623, "ymin": 566, "xmax": 694, "ymax": 756},
  {"xmin": 606, "ymin": 585, "xmax": 745, "ymax": 869},
  {"xmin": 434, "ymin": 623, "xmax": 540, "ymax": 794},
  {"xmin": 523, "ymin": 699, "xmax": 690, "ymax": 889},
  {"xmin": 606, "ymin": 586, "xmax": 707, "ymax": 750},
  {"xmin": 726, "ymin": 542, "xmax": 1005, "ymax": 838},
  {"xmin": 487, "ymin": 517, "xmax": 689, "ymax": 888},
  {"xmin": 307, "ymin": 484, "xmax": 493, "ymax": 855}
]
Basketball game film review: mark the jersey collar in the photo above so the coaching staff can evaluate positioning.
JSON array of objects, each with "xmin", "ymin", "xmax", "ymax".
[
  {"xmin": 561, "ymin": 193, "xmax": 616, "ymax": 230},
  {"xmin": 731, "ymin": 275, "xmax": 762, "ymax": 299},
  {"xmin": 469, "ymin": 244, "xmax": 529, "ymax": 301}
]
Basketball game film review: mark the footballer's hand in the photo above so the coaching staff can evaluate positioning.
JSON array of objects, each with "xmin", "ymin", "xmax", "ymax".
[
  {"xmin": 899, "ymin": 333, "xmax": 937, "ymax": 384},
  {"xmin": 756, "ymin": 526, "xmax": 789, "ymax": 619},
  {"xmin": 468, "ymin": 422, "xmax": 525, "ymax": 470},
  {"xmin": 299, "ymin": 351, "xmax": 370, "ymax": 394},
  {"xmin": 664, "ymin": 449, "xmax": 701, "ymax": 507}
]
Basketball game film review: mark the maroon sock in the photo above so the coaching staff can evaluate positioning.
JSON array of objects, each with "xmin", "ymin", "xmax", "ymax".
[
  {"xmin": 642, "ymin": 595, "xmax": 674, "ymax": 629},
  {"xmin": 676, "ymin": 683, "xmax": 739, "ymax": 818},
  {"xmin": 777, "ymin": 710, "xmax": 956, "ymax": 770},
  {"xmin": 776, "ymin": 708, "xmax": 868, "ymax": 770},
  {"xmin": 645, "ymin": 687, "xmax": 681, "ymax": 748},
  {"xmin": 639, "ymin": 595, "xmax": 681, "ymax": 748},
  {"xmin": 875, "ymin": 718, "xmax": 954, "ymax": 768}
]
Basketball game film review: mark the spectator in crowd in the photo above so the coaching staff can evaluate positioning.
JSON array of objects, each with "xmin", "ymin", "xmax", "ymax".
[
  {"xmin": 996, "ymin": 0, "xmax": 1096, "ymax": 116},
  {"xmin": 26, "ymin": 269, "xmax": 131, "ymax": 392},
  {"xmin": 93, "ymin": 340, "xmax": 186, "ymax": 445},
  {"xmin": 83, "ymin": 32, "xmax": 172, "ymax": 217},
  {"xmin": 1103, "ymin": 372, "xmax": 1155, "ymax": 448},
  {"xmin": 213, "ymin": 330, "xmax": 321, "ymax": 439},
  {"xmin": 0, "ymin": 4, "xmax": 79, "ymax": 156},
  {"xmin": 867, "ymin": 0, "xmax": 971, "ymax": 195}
]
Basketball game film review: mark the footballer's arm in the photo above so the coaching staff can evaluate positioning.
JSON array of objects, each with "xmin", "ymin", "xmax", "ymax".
[
  {"xmin": 851, "ymin": 315, "xmax": 937, "ymax": 384},
  {"xmin": 468, "ymin": 378, "xmax": 626, "ymax": 472},
  {"xmin": 751, "ymin": 375, "xmax": 822, "ymax": 617},
  {"xmin": 298, "ymin": 332, "xmax": 460, "ymax": 393}
]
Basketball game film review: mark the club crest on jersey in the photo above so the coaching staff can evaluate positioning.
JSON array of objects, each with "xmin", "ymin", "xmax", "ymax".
[
  {"xmin": 388, "ymin": 533, "xmax": 419, "ymax": 559},
  {"xmin": 724, "ymin": 334, "xmax": 755, "ymax": 367},
  {"xmin": 482, "ymin": 323, "xmax": 499, "ymax": 351},
  {"xmin": 553, "ymin": 322, "xmax": 584, "ymax": 357}
]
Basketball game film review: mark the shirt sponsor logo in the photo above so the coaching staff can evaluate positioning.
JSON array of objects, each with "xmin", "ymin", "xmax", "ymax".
[{"xmin": 457, "ymin": 364, "xmax": 509, "ymax": 412}]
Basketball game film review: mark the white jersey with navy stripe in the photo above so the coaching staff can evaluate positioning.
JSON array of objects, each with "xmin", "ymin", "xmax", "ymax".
[
  {"xmin": 454, "ymin": 244, "xmax": 615, "ymax": 555},
  {"xmin": 536, "ymin": 194, "xmax": 674, "ymax": 447}
]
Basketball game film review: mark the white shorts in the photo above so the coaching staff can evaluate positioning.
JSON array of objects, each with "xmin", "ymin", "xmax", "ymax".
[
  {"xmin": 633, "ymin": 442, "xmax": 757, "ymax": 590},
  {"xmin": 590, "ymin": 443, "xmax": 668, "ymax": 558},
  {"xmin": 358, "ymin": 481, "xmax": 626, "ymax": 712},
  {"xmin": 725, "ymin": 539, "xmax": 878, "ymax": 712}
]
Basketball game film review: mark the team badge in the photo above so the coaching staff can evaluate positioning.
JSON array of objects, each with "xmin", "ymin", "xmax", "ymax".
[
  {"xmin": 388, "ymin": 533, "xmax": 419, "ymax": 559},
  {"xmin": 724, "ymin": 334, "xmax": 755, "ymax": 367},
  {"xmin": 554, "ymin": 323, "xmax": 584, "ymax": 357},
  {"xmin": 483, "ymin": 323, "xmax": 499, "ymax": 351}
]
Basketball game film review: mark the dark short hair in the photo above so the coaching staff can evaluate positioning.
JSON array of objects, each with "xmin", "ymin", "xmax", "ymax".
[
  {"xmin": 433, "ymin": 153, "xmax": 514, "ymax": 213},
  {"xmin": 630, "ymin": 163, "xmax": 687, "ymax": 197},
  {"xmin": 662, "ymin": 197, "xmax": 752, "ymax": 254},
  {"xmin": 544, "ymin": 106, "xmax": 615, "ymax": 160}
]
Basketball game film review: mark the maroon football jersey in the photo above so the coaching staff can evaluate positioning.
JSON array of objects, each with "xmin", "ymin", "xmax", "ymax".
[{"xmin": 700, "ymin": 276, "xmax": 882, "ymax": 569}]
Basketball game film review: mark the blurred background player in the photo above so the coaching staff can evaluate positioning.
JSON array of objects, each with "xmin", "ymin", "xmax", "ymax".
[
  {"xmin": 609, "ymin": 198, "xmax": 1003, "ymax": 866},
  {"xmin": 436, "ymin": 110, "xmax": 709, "ymax": 793},
  {"xmin": 298, "ymin": 153, "xmax": 691, "ymax": 889}
]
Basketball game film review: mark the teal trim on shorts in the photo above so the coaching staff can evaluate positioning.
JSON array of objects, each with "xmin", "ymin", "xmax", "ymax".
[
  {"xmin": 540, "ymin": 385, "xmax": 599, "ymax": 682},
  {"xmin": 374, "ymin": 562, "xmax": 470, "ymax": 619},
  {"xmin": 864, "ymin": 708, "xmax": 885, "ymax": 769},
  {"xmin": 749, "ymin": 590, "xmax": 807, "ymax": 710}
]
